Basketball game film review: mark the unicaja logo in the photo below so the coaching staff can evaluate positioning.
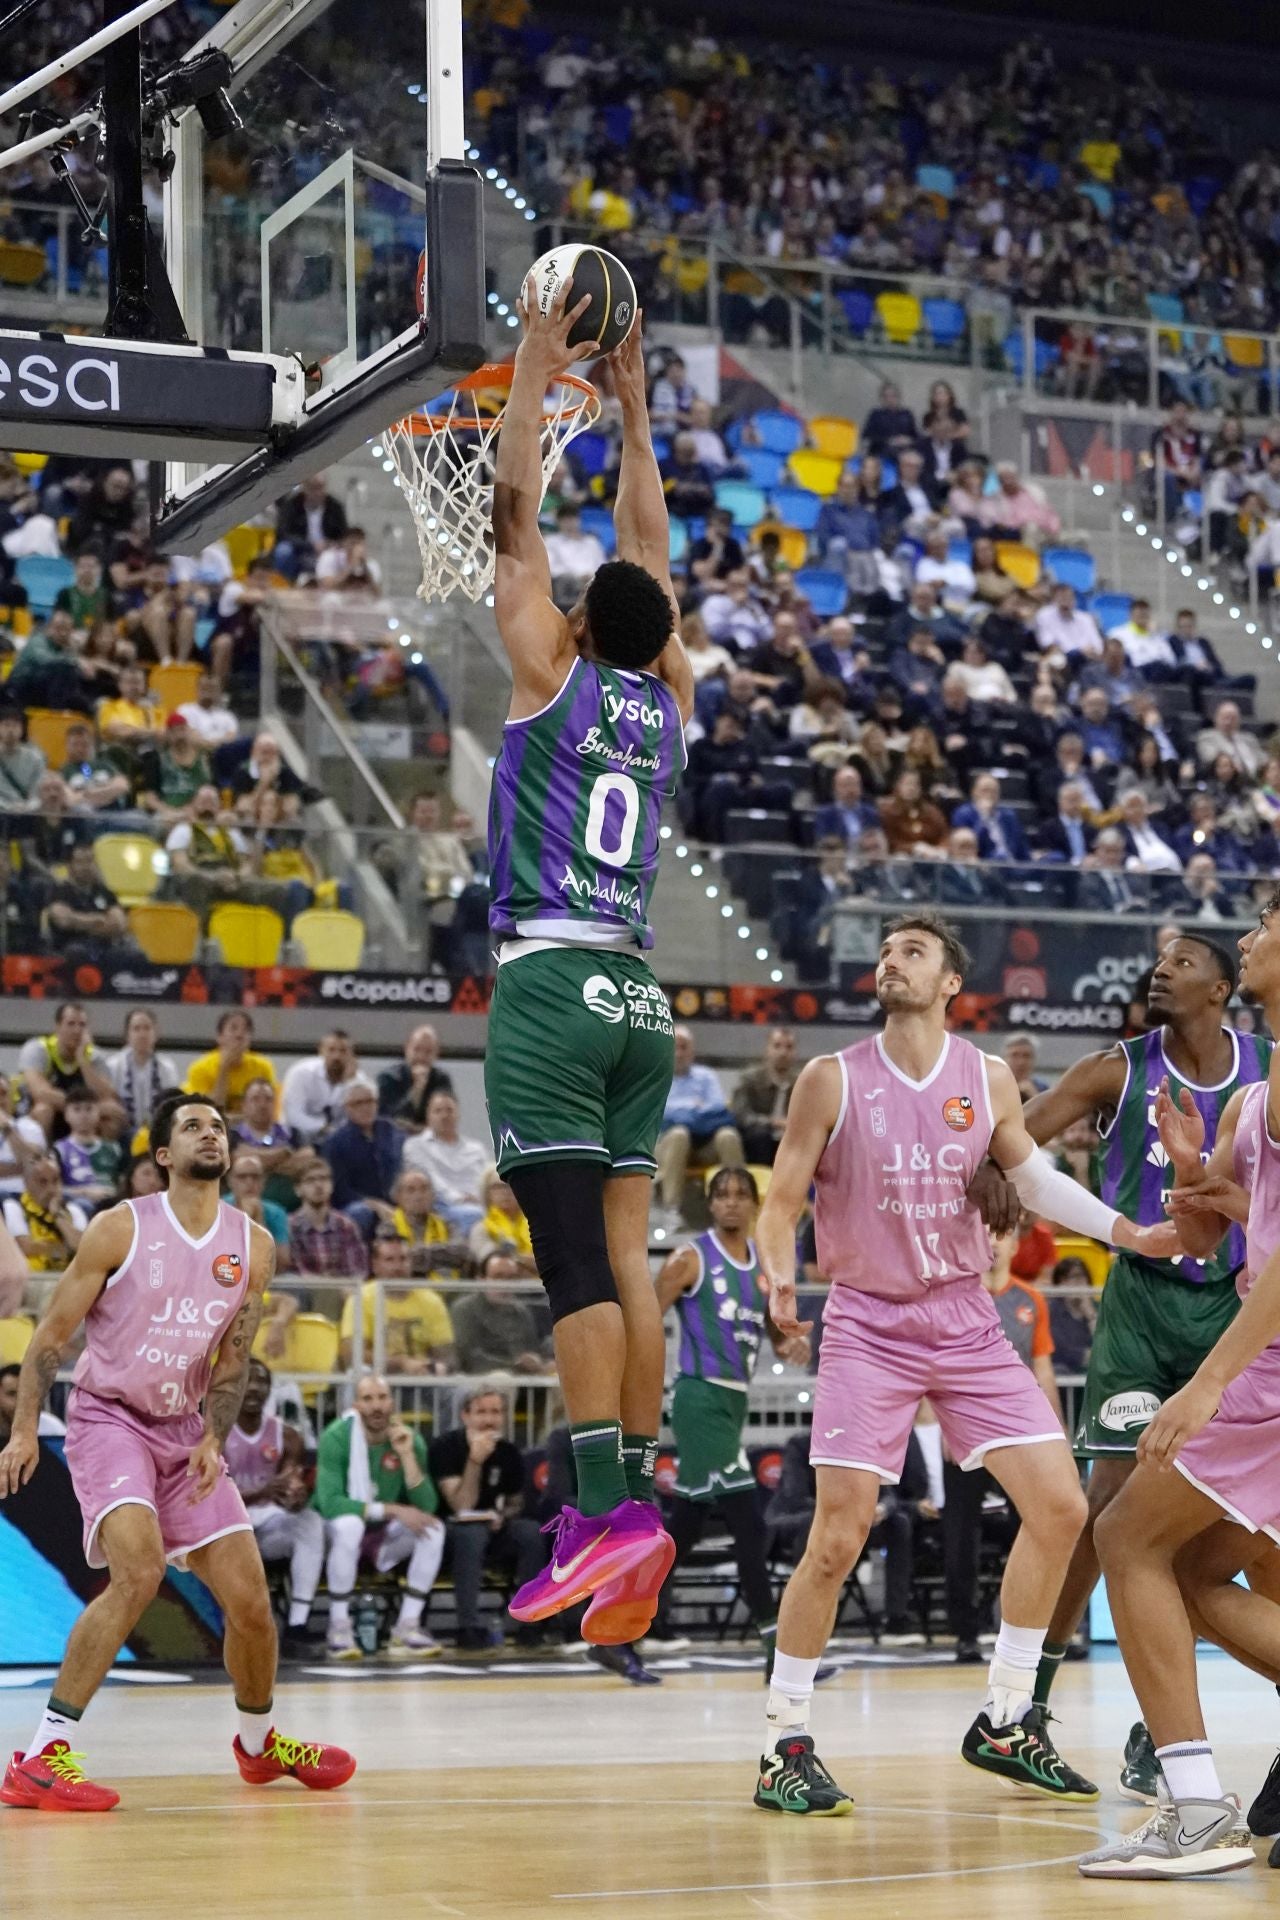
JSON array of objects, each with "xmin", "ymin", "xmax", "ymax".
[
  {"xmin": 1099, "ymin": 1390, "xmax": 1161, "ymax": 1431},
  {"xmin": 583, "ymin": 975, "xmax": 626, "ymax": 1024}
]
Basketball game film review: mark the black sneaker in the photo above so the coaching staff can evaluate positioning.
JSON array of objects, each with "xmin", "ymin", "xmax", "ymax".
[
  {"xmin": 754, "ymin": 1734, "xmax": 854, "ymax": 1816},
  {"xmin": 961, "ymin": 1704, "xmax": 1099, "ymax": 1802},
  {"xmin": 280, "ymin": 1622, "xmax": 327, "ymax": 1659},
  {"xmin": 954, "ymin": 1638, "xmax": 984, "ymax": 1664},
  {"xmin": 1249, "ymin": 1751, "xmax": 1280, "ymax": 1837},
  {"xmin": 587, "ymin": 1643, "xmax": 662, "ymax": 1687},
  {"xmin": 1119, "ymin": 1721, "xmax": 1160, "ymax": 1805}
]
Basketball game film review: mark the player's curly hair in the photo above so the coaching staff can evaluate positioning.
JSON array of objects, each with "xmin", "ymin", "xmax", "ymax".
[
  {"xmin": 707, "ymin": 1165, "xmax": 760, "ymax": 1206},
  {"xmin": 583, "ymin": 559, "xmax": 673, "ymax": 670}
]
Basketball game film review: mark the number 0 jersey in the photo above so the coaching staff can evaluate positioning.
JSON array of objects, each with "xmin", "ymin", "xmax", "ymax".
[{"xmin": 487, "ymin": 656, "xmax": 685, "ymax": 950}]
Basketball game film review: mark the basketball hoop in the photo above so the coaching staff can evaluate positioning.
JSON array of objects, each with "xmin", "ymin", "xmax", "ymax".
[{"xmin": 384, "ymin": 362, "xmax": 601, "ymax": 604}]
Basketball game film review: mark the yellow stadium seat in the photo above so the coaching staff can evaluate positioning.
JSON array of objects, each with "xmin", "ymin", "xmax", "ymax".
[
  {"xmin": 752, "ymin": 523, "xmax": 808, "ymax": 570},
  {"xmin": 1224, "ymin": 333, "xmax": 1265, "ymax": 370},
  {"xmin": 289, "ymin": 907, "xmax": 366, "ymax": 969},
  {"xmin": 149, "ymin": 661, "xmax": 202, "ymax": 717},
  {"xmin": 1053, "ymin": 1235, "xmax": 1113, "ymax": 1289},
  {"xmin": 25, "ymin": 709, "xmax": 85, "ymax": 768},
  {"xmin": 0, "ymin": 1316, "xmax": 34, "ymax": 1363},
  {"xmin": 0, "ymin": 241, "xmax": 46, "ymax": 287},
  {"xmin": 94, "ymin": 831, "xmax": 165, "ymax": 906},
  {"xmin": 208, "ymin": 903, "xmax": 285, "ymax": 967},
  {"xmin": 287, "ymin": 1313, "xmax": 341, "ymax": 1376},
  {"xmin": 808, "ymin": 416, "xmax": 858, "ymax": 461},
  {"xmin": 787, "ymin": 449, "xmax": 845, "ymax": 497},
  {"xmin": 994, "ymin": 540, "xmax": 1041, "ymax": 590},
  {"xmin": 874, "ymin": 291, "xmax": 923, "ymax": 345},
  {"xmin": 11, "ymin": 452, "xmax": 47, "ymax": 476},
  {"xmin": 223, "ymin": 524, "xmax": 273, "ymax": 575},
  {"xmin": 129, "ymin": 901, "xmax": 201, "ymax": 963}
]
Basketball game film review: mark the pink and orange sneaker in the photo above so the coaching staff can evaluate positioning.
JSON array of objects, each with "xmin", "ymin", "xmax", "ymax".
[
  {"xmin": 510, "ymin": 1500, "xmax": 671, "ymax": 1622},
  {"xmin": 232, "ymin": 1728, "xmax": 356, "ymax": 1790},
  {"xmin": 0, "ymin": 1742, "xmax": 120, "ymax": 1813},
  {"xmin": 582, "ymin": 1528, "xmax": 676, "ymax": 1645}
]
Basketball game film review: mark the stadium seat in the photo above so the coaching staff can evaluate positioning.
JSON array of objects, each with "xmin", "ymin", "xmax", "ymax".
[
  {"xmin": 948, "ymin": 537, "xmax": 973, "ymax": 564},
  {"xmin": 571, "ymin": 430, "xmax": 612, "ymax": 478},
  {"xmin": 1054, "ymin": 1235, "xmax": 1112, "ymax": 1290},
  {"xmin": 713, "ymin": 480, "xmax": 767, "ymax": 525},
  {"xmin": 874, "ymin": 291, "xmax": 922, "ymax": 346},
  {"xmin": 923, "ymin": 297, "xmax": 967, "ymax": 350},
  {"xmin": 0, "ymin": 240, "xmax": 46, "ymax": 286},
  {"xmin": 14, "ymin": 553, "xmax": 74, "ymax": 617},
  {"xmin": 1146, "ymin": 292, "xmax": 1185, "ymax": 324},
  {"xmin": 786, "ymin": 450, "xmax": 844, "ymax": 497},
  {"xmin": 208, "ymin": 903, "xmax": 285, "ymax": 967},
  {"xmin": 290, "ymin": 907, "xmax": 366, "ymax": 969},
  {"xmin": 128, "ymin": 901, "xmax": 201, "ymax": 963},
  {"xmin": 807, "ymin": 417, "xmax": 858, "ymax": 461},
  {"xmin": 1224, "ymin": 333, "xmax": 1265, "ymax": 372},
  {"xmin": 149, "ymin": 660, "xmax": 203, "ymax": 716},
  {"xmin": 0, "ymin": 1316, "xmax": 33, "ymax": 1364},
  {"xmin": 769, "ymin": 486, "xmax": 823, "ymax": 533},
  {"xmin": 738, "ymin": 448, "xmax": 787, "ymax": 490},
  {"xmin": 1091, "ymin": 591, "xmax": 1133, "ymax": 633},
  {"xmin": 747, "ymin": 410, "xmax": 806, "ymax": 457},
  {"xmin": 993, "ymin": 542, "xmax": 1041, "ymax": 590},
  {"xmin": 283, "ymin": 1312, "xmax": 340, "ymax": 1379},
  {"xmin": 752, "ymin": 524, "xmax": 808, "ymax": 569},
  {"xmin": 915, "ymin": 163, "xmax": 956, "ymax": 199},
  {"xmin": 94, "ymin": 832, "xmax": 164, "ymax": 906},
  {"xmin": 25, "ymin": 708, "xmax": 86, "ymax": 768},
  {"xmin": 1003, "ymin": 332, "xmax": 1060, "ymax": 381},
  {"xmin": 837, "ymin": 288, "xmax": 874, "ymax": 334},
  {"xmin": 668, "ymin": 521, "xmax": 688, "ymax": 563},
  {"xmin": 1042, "ymin": 547, "xmax": 1097, "ymax": 595},
  {"xmin": 793, "ymin": 569, "xmax": 848, "ymax": 617},
  {"xmin": 578, "ymin": 506, "xmax": 616, "ymax": 555},
  {"xmin": 222, "ymin": 524, "xmax": 272, "ymax": 575}
]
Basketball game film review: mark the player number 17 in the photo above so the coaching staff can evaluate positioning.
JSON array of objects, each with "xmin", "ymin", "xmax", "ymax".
[{"xmin": 912, "ymin": 1232, "xmax": 949, "ymax": 1282}]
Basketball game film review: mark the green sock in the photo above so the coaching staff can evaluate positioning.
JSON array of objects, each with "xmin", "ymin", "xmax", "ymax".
[
  {"xmin": 621, "ymin": 1434, "xmax": 658, "ymax": 1503},
  {"xmin": 570, "ymin": 1420, "xmax": 628, "ymax": 1517},
  {"xmin": 1033, "ymin": 1641, "xmax": 1068, "ymax": 1709}
]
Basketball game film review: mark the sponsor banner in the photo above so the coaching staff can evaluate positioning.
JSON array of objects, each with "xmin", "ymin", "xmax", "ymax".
[{"xmin": 0, "ymin": 329, "xmax": 276, "ymax": 443}]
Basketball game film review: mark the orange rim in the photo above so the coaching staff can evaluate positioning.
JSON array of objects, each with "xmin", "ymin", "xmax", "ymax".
[{"xmin": 397, "ymin": 363, "xmax": 599, "ymax": 437}]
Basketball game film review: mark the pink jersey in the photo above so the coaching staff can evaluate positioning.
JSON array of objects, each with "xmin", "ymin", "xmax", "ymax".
[
  {"xmin": 813, "ymin": 1031, "xmax": 994, "ymax": 1299},
  {"xmin": 1232, "ymin": 1080, "xmax": 1280, "ymax": 1298},
  {"xmin": 224, "ymin": 1413, "xmax": 285, "ymax": 1499},
  {"xmin": 72, "ymin": 1191, "xmax": 251, "ymax": 1422}
]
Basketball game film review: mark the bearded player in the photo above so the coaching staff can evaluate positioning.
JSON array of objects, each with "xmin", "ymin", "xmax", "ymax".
[
  {"xmin": 485, "ymin": 279, "xmax": 693, "ymax": 1642},
  {"xmin": 0, "ymin": 1092, "xmax": 353, "ymax": 1811},
  {"xmin": 751, "ymin": 912, "xmax": 1178, "ymax": 1816}
]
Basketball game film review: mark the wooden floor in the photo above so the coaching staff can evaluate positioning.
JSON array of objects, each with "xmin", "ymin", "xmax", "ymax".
[{"xmin": 2, "ymin": 1651, "xmax": 1277, "ymax": 1916}]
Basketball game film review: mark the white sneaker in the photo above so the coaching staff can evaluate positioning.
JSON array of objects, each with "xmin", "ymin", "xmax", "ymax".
[
  {"xmin": 386, "ymin": 1625, "xmax": 442, "ymax": 1659},
  {"xmin": 1078, "ymin": 1783, "xmax": 1255, "ymax": 1878},
  {"xmin": 326, "ymin": 1619, "xmax": 363, "ymax": 1661}
]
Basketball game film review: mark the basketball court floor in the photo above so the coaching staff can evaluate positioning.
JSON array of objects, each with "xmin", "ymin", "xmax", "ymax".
[{"xmin": 2, "ymin": 1650, "xmax": 1277, "ymax": 1915}]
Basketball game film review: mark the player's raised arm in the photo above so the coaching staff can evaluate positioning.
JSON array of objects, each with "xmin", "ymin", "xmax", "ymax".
[
  {"xmin": 984, "ymin": 1055, "xmax": 1180, "ymax": 1260},
  {"xmin": 492, "ymin": 277, "xmax": 597, "ymax": 711},
  {"xmin": 755, "ymin": 1056, "xmax": 843, "ymax": 1336},
  {"xmin": 0, "ymin": 1205, "xmax": 134, "ymax": 1496},
  {"xmin": 187, "ymin": 1220, "xmax": 274, "ymax": 1501},
  {"xmin": 1160, "ymin": 1079, "xmax": 1248, "ymax": 1256},
  {"xmin": 608, "ymin": 318, "xmax": 694, "ymax": 724},
  {"xmin": 1020, "ymin": 1045, "xmax": 1128, "ymax": 1145}
]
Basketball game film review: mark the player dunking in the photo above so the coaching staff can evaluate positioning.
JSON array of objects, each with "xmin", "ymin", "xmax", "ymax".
[
  {"xmin": 1078, "ymin": 893, "xmax": 1280, "ymax": 1878},
  {"xmin": 0, "ymin": 1092, "xmax": 352, "ymax": 1811},
  {"xmin": 1011, "ymin": 932, "xmax": 1270, "ymax": 1800},
  {"xmin": 751, "ymin": 911, "xmax": 1177, "ymax": 1816},
  {"xmin": 484, "ymin": 282, "xmax": 694, "ymax": 1640}
]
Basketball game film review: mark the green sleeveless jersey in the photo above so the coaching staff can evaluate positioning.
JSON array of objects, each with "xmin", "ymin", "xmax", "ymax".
[
  {"xmin": 1092, "ymin": 1026, "xmax": 1271, "ymax": 1287},
  {"xmin": 487, "ymin": 657, "xmax": 685, "ymax": 950}
]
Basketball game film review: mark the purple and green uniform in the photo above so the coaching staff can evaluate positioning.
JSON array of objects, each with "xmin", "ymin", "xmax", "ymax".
[
  {"xmin": 671, "ymin": 1231, "xmax": 767, "ymax": 1499},
  {"xmin": 484, "ymin": 657, "xmax": 682, "ymax": 1177},
  {"xmin": 1079, "ymin": 1026, "xmax": 1271, "ymax": 1455}
]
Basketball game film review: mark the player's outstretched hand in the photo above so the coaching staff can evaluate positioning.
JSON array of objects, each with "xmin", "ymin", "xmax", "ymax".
[
  {"xmin": 763, "ymin": 1263, "xmax": 813, "ymax": 1341},
  {"xmin": 1166, "ymin": 1175, "xmax": 1250, "ymax": 1224},
  {"xmin": 1154, "ymin": 1076, "xmax": 1206, "ymax": 1181},
  {"xmin": 516, "ymin": 273, "xmax": 600, "ymax": 378},
  {"xmin": 0, "ymin": 1430, "xmax": 39, "ymax": 1497},
  {"xmin": 965, "ymin": 1156, "xmax": 1020, "ymax": 1236},
  {"xmin": 186, "ymin": 1432, "xmax": 223, "ymax": 1504},
  {"xmin": 1138, "ymin": 1375, "xmax": 1221, "ymax": 1470},
  {"xmin": 607, "ymin": 310, "xmax": 646, "ymax": 412},
  {"xmin": 1121, "ymin": 1219, "xmax": 1182, "ymax": 1261}
]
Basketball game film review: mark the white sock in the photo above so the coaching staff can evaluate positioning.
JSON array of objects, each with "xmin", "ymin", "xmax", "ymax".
[
  {"xmin": 237, "ymin": 1706, "xmax": 272, "ymax": 1757},
  {"xmin": 766, "ymin": 1650, "xmax": 819, "ymax": 1734},
  {"xmin": 1157, "ymin": 1741, "xmax": 1224, "ymax": 1803},
  {"xmin": 395, "ymin": 1595, "xmax": 425, "ymax": 1632},
  {"xmin": 287, "ymin": 1600, "xmax": 312, "ymax": 1629},
  {"xmin": 985, "ymin": 1622, "xmax": 1047, "ymax": 1728},
  {"xmin": 25, "ymin": 1703, "xmax": 81, "ymax": 1760},
  {"xmin": 328, "ymin": 1597, "xmax": 352, "ymax": 1630}
]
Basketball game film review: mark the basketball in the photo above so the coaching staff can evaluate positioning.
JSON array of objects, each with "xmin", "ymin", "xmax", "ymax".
[{"xmin": 527, "ymin": 244, "xmax": 637, "ymax": 352}]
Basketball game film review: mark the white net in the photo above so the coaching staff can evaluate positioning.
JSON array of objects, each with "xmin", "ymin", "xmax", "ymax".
[{"xmin": 383, "ymin": 366, "xmax": 601, "ymax": 603}]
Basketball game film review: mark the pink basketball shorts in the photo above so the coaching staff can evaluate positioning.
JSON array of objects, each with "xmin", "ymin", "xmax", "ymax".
[
  {"xmin": 810, "ymin": 1279, "xmax": 1066, "ymax": 1480},
  {"xmin": 1174, "ymin": 1339, "xmax": 1280, "ymax": 1544},
  {"xmin": 64, "ymin": 1387, "xmax": 251, "ymax": 1570}
]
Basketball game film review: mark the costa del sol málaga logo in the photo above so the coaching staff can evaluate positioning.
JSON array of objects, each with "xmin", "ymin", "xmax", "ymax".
[{"xmin": 583, "ymin": 975, "xmax": 626, "ymax": 1024}]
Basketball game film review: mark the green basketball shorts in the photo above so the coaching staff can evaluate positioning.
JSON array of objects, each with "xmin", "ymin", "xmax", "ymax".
[
  {"xmin": 1075, "ymin": 1253, "xmax": 1241, "ymax": 1456},
  {"xmin": 485, "ymin": 945, "xmax": 675, "ymax": 1179},
  {"xmin": 670, "ymin": 1374, "xmax": 755, "ymax": 1501}
]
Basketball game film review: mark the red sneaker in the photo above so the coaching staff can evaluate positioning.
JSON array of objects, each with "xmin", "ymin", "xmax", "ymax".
[
  {"xmin": 0, "ymin": 1742, "xmax": 120, "ymax": 1813},
  {"xmin": 582, "ymin": 1528, "xmax": 676, "ymax": 1645},
  {"xmin": 233, "ymin": 1728, "xmax": 356, "ymax": 1791}
]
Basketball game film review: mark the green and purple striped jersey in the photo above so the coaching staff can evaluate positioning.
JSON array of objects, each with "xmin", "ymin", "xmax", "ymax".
[
  {"xmin": 675, "ymin": 1231, "xmax": 766, "ymax": 1387},
  {"xmin": 1093, "ymin": 1027, "xmax": 1271, "ymax": 1286},
  {"xmin": 488, "ymin": 658, "xmax": 684, "ymax": 949}
]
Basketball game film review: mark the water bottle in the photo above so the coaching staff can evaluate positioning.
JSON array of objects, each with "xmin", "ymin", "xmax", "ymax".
[{"xmin": 354, "ymin": 1593, "xmax": 381, "ymax": 1656}]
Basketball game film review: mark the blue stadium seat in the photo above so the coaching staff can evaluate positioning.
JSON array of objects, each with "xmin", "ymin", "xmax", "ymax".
[
  {"xmin": 1146, "ymin": 292, "xmax": 1185, "ymax": 324},
  {"xmin": 947, "ymin": 537, "xmax": 973, "ymax": 564},
  {"xmin": 1042, "ymin": 547, "xmax": 1097, "ymax": 595},
  {"xmin": 794, "ymin": 569, "xmax": 847, "ymax": 617},
  {"xmin": 916, "ymin": 164, "xmax": 956, "ymax": 199},
  {"xmin": 769, "ymin": 487, "xmax": 823, "ymax": 534},
  {"xmin": 668, "ymin": 521, "xmax": 688, "ymax": 564},
  {"xmin": 14, "ymin": 554, "xmax": 74, "ymax": 616},
  {"xmin": 738, "ymin": 447, "xmax": 786, "ymax": 490},
  {"xmin": 837, "ymin": 288, "xmax": 874, "ymax": 334},
  {"xmin": 923, "ymin": 297, "xmax": 966, "ymax": 349},
  {"xmin": 579, "ymin": 507, "xmax": 617, "ymax": 555},
  {"xmin": 713, "ymin": 480, "xmax": 767, "ymax": 525},
  {"xmin": 1091, "ymin": 592, "xmax": 1133, "ymax": 633},
  {"xmin": 1003, "ymin": 333, "xmax": 1060, "ymax": 380},
  {"xmin": 748, "ymin": 411, "xmax": 806, "ymax": 458},
  {"xmin": 572, "ymin": 431, "xmax": 611, "ymax": 479}
]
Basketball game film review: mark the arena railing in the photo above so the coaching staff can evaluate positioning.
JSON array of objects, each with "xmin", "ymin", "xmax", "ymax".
[{"xmin": 0, "ymin": 197, "xmax": 106, "ymax": 321}]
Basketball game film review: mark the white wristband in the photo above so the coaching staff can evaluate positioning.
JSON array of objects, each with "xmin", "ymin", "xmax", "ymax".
[{"xmin": 366, "ymin": 1499, "xmax": 385, "ymax": 1523}]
